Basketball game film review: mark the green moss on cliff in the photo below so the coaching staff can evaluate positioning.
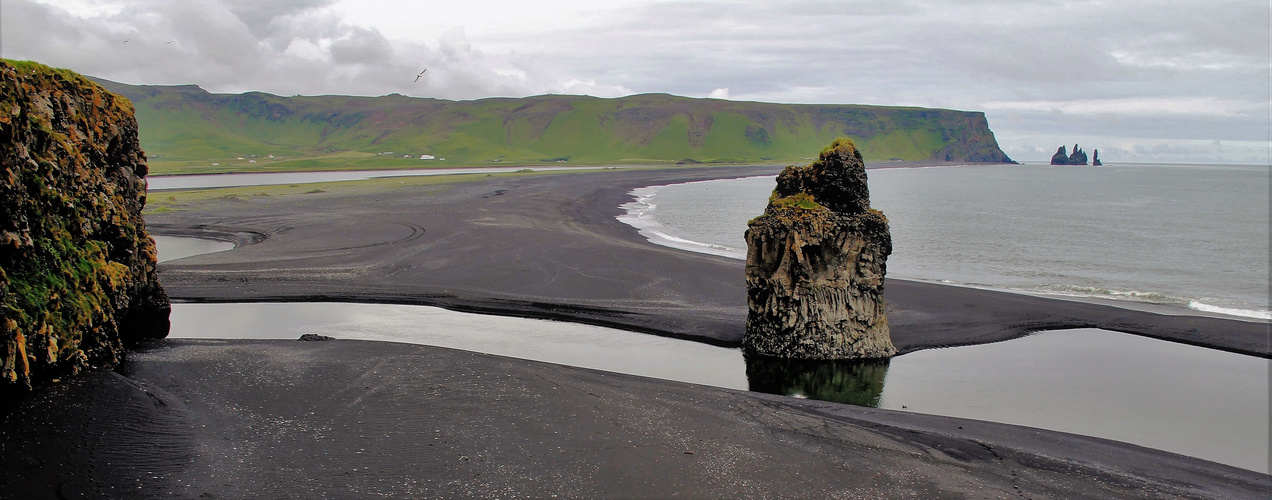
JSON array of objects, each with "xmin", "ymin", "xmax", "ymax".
[{"xmin": 0, "ymin": 59, "xmax": 169, "ymax": 390}]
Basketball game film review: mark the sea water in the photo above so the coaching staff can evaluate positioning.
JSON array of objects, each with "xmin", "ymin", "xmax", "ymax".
[{"xmin": 619, "ymin": 163, "xmax": 1271, "ymax": 320}]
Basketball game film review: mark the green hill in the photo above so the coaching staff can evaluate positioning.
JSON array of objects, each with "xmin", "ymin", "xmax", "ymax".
[{"xmin": 90, "ymin": 78, "xmax": 1013, "ymax": 174}]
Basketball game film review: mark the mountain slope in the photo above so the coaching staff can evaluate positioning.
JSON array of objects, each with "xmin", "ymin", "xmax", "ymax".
[{"xmin": 92, "ymin": 79, "xmax": 1013, "ymax": 172}]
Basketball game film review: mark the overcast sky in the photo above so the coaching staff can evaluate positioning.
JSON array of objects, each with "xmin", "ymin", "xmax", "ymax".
[{"xmin": 3, "ymin": 0, "xmax": 1267, "ymax": 163}]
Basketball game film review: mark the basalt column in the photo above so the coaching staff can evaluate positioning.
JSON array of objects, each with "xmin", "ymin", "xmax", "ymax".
[
  {"xmin": 743, "ymin": 138, "xmax": 894, "ymax": 359},
  {"xmin": 0, "ymin": 60, "xmax": 170, "ymax": 390}
]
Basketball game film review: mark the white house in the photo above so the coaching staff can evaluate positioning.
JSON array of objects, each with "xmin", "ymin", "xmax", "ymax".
[{"xmin": 419, "ymin": 154, "xmax": 435, "ymax": 160}]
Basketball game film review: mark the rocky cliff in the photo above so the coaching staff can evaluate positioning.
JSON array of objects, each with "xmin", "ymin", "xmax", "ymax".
[
  {"xmin": 0, "ymin": 60, "xmax": 169, "ymax": 390},
  {"xmin": 744, "ymin": 138, "xmax": 894, "ymax": 359}
]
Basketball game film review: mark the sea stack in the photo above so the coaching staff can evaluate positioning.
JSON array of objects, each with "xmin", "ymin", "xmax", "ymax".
[
  {"xmin": 0, "ymin": 60, "xmax": 170, "ymax": 389},
  {"xmin": 1051, "ymin": 144, "xmax": 1089, "ymax": 165},
  {"xmin": 1067, "ymin": 144, "xmax": 1089, "ymax": 165},
  {"xmin": 743, "ymin": 138, "xmax": 894, "ymax": 359}
]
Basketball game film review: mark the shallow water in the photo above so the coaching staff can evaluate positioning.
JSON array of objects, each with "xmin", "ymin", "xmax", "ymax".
[
  {"xmin": 620, "ymin": 163, "xmax": 1271, "ymax": 320},
  {"xmin": 153, "ymin": 235, "xmax": 235, "ymax": 263},
  {"xmin": 761, "ymin": 330, "xmax": 1271, "ymax": 473},
  {"xmin": 168, "ymin": 301, "xmax": 1269, "ymax": 473}
]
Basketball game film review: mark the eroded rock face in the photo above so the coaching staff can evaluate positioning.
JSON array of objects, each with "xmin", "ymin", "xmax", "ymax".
[
  {"xmin": 0, "ymin": 60, "xmax": 169, "ymax": 389},
  {"xmin": 744, "ymin": 138, "xmax": 894, "ymax": 359}
]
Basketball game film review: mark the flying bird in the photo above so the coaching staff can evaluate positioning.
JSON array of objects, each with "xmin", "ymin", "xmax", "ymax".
[
  {"xmin": 122, "ymin": 39, "xmax": 129, "ymax": 44},
  {"xmin": 414, "ymin": 69, "xmax": 428, "ymax": 82}
]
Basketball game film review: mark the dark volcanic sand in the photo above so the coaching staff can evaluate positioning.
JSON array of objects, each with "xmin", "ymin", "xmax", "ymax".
[
  {"xmin": 3, "ymin": 165, "xmax": 1267, "ymax": 498},
  {"xmin": 2, "ymin": 339, "xmax": 1266, "ymax": 498},
  {"xmin": 149, "ymin": 165, "xmax": 1269, "ymax": 357}
]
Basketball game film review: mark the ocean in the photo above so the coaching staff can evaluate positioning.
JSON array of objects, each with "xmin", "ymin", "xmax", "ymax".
[{"xmin": 619, "ymin": 162, "xmax": 1270, "ymax": 320}]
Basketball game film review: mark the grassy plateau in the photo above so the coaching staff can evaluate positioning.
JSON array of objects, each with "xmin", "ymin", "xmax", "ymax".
[{"xmin": 90, "ymin": 79, "xmax": 1013, "ymax": 175}]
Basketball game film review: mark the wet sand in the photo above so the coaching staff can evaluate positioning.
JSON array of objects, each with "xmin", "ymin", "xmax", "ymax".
[
  {"xmin": 1, "ymin": 339, "xmax": 1266, "ymax": 498},
  {"xmin": 3, "ymin": 165, "xmax": 1267, "ymax": 497}
]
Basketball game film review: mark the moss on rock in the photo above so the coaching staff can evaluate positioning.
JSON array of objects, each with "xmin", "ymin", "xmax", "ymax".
[{"xmin": 0, "ymin": 59, "xmax": 169, "ymax": 390}]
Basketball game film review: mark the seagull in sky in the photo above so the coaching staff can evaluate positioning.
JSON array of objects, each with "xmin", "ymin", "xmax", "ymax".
[{"xmin": 414, "ymin": 69, "xmax": 428, "ymax": 82}]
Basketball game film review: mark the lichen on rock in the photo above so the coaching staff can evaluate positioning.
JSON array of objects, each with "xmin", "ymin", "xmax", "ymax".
[
  {"xmin": 0, "ymin": 59, "xmax": 169, "ymax": 390},
  {"xmin": 744, "ymin": 138, "xmax": 895, "ymax": 359}
]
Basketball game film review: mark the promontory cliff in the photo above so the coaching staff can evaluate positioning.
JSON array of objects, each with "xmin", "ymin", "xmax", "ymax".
[
  {"xmin": 744, "ymin": 138, "xmax": 894, "ymax": 359},
  {"xmin": 0, "ymin": 60, "xmax": 169, "ymax": 389},
  {"xmin": 93, "ymin": 78, "xmax": 1015, "ymax": 169}
]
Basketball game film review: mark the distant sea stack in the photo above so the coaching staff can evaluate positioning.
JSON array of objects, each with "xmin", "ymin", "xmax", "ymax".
[
  {"xmin": 1050, "ymin": 144, "xmax": 1090, "ymax": 165},
  {"xmin": 0, "ymin": 60, "xmax": 170, "ymax": 389},
  {"xmin": 743, "ymin": 138, "xmax": 894, "ymax": 359},
  {"xmin": 1092, "ymin": 149, "xmax": 1102, "ymax": 166}
]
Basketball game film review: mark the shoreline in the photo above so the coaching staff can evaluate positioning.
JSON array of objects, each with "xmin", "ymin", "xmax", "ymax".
[{"xmin": 150, "ymin": 164, "xmax": 1269, "ymax": 358}]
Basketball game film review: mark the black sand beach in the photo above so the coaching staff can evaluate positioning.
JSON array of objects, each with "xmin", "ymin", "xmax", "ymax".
[
  {"xmin": 3, "ymin": 165, "xmax": 1268, "ymax": 497},
  {"xmin": 149, "ymin": 165, "xmax": 1269, "ymax": 357}
]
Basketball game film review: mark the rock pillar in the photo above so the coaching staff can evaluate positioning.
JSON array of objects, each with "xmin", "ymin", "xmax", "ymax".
[{"xmin": 743, "ymin": 138, "xmax": 894, "ymax": 359}]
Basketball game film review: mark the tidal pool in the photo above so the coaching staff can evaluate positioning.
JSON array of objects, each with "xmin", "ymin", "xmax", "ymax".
[{"xmin": 153, "ymin": 235, "xmax": 235, "ymax": 263}]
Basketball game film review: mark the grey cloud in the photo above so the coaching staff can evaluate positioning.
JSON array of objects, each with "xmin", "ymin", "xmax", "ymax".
[
  {"xmin": 328, "ymin": 27, "xmax": 394, "ymax": 65},
  {"xmin": 219, "ymin": 0, "xmax": 338, "ymax": 37},
  {"xmin": 0, "ymin": 0, "xmax": 555, "ymax": 99}
]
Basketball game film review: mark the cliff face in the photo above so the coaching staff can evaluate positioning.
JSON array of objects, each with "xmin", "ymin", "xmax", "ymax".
[
  {"xmin": 744, "ymin": 138, "xmax": 895, "ymax": 360},
  {"xmin": 0, "ymin": 60, "xmax": 169, "ymax": 389}
]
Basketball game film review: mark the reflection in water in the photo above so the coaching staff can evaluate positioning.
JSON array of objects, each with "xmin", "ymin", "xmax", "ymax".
[
  {"xmin": 745, "ymin": 355, "xmax": 890, "ymax": 407},
  {"xmin": 153, "ymin": 235, "xmax": 234, "ymax": 263}
]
